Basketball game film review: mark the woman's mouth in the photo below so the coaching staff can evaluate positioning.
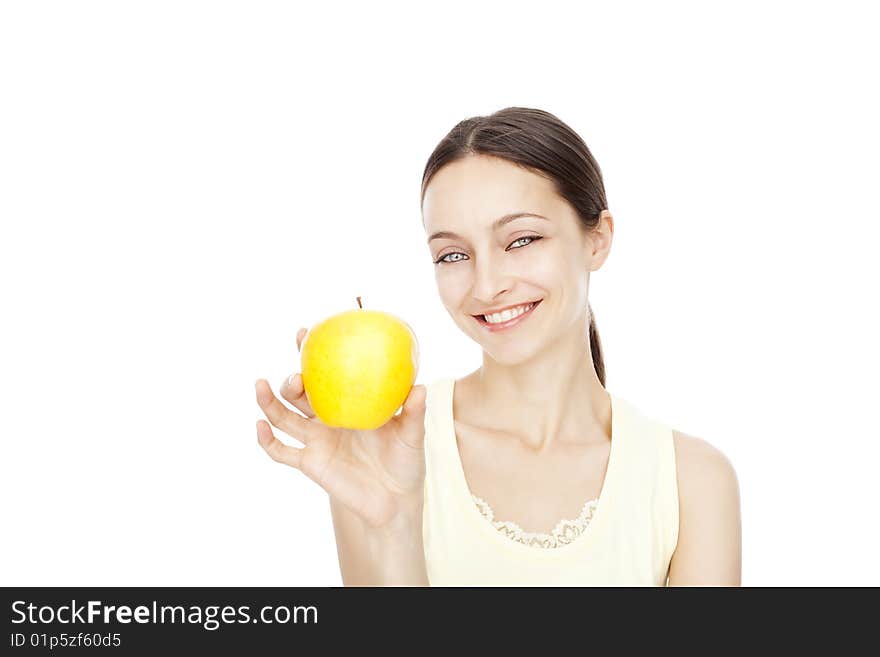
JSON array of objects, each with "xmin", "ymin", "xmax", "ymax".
[{"xmin": 472, "ymin": 299, "xmax": 542, "ymax": 333}]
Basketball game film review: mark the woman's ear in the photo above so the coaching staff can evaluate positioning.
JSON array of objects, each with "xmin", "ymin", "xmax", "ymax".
[{"xmin": 585, "ymin": 210, "xmax": 614, "ymax": 271}]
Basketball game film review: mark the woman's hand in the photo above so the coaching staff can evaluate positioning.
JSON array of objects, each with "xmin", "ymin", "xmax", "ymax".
[{"xmin": 255, "ymin": 327, "xmax": 428, "ymax": 530}]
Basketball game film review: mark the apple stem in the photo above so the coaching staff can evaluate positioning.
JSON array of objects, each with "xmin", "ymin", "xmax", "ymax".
[{"xmin": 356, "ymin": 296, "xmax": 362, "ymax": 309}]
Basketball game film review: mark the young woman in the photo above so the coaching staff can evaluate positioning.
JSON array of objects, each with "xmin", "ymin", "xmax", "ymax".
[{"xmin": 254, "ymin": 107, "xmax": 742, "ymax": 586}]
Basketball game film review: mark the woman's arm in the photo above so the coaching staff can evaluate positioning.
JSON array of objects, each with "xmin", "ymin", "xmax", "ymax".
[
  {"xmin": 667, "ymin": 431, "xmax": 742, "ymax": 586},
  {"xmin": 329, "ymin": 494, "xmax": 429, "ymax": 586},
  {"xmin": 258, "ymin": 326, "xmax": 430, "ymax": 587}
]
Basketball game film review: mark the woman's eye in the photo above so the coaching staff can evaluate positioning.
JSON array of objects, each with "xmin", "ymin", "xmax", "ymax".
[
  {"xmin": 436, "ymin": 252, "xmax": 466, "ymax": 264},
  {"xmin": 508, "ymin": 236, "xmax": 539, "ymax": 249}
]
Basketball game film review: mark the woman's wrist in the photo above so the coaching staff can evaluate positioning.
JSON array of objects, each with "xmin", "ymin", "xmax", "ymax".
[{"xmin": 363, "ymin": 503, "xmax": 428, "ymax": 586}]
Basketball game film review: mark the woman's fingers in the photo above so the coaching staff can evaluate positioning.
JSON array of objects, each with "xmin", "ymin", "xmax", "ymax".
[
  {"xmin": 286, "ymin": 328, "xmax": 316, "ymax": 417},
  {"xmin": 279, "ymin": 372, "xmax": 316, "ymax": 418},
  {"xmin": 255, "ymin": 379, "xmax": 315, "ymax": 445},
  {"xmin": 256, "ymin": 419, "xmax": 303, "ymax": 468},
  {"xmin": 257, "ymin": 421, "xmax": 380, "ymax": 523}
]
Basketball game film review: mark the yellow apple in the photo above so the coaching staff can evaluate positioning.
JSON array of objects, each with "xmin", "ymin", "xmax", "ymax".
[{"xmin": 300, "ymin": 298, "xmax": 419, "ymax": 430}]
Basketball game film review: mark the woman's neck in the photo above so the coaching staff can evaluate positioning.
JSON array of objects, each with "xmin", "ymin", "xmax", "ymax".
[{"xmin": 461, "ymin": 326, "xmax": 611, "ymax": 453}]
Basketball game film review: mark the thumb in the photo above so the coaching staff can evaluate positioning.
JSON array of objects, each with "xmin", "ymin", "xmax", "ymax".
[
  {"xmin": 402, "ymin": 383, "xmax": 427, "ymax": 417},
  {"xmin": 396, "ymin": 383, "xmax": 427, "ymax": 435},
  {"xmin": 394, "ymin": 385, "xmax": 428, "ymax": 449}
]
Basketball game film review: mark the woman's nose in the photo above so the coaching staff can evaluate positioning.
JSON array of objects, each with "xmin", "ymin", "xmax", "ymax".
[{"xmin": 471, "ymin": 251, "xmax": 512, "ymax": 304}]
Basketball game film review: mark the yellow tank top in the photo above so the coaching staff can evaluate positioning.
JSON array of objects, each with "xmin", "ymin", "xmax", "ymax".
[{"xmin": 421, "ymin": 377, "xmax": 680, "ymax": 586}]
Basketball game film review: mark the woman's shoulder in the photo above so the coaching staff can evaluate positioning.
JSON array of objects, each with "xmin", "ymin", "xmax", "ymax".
[
  {"xmin": 422, "ymin": 377, "xmax": 455, "ymax": 422},
  {"xmin": 670, "ymin": 428, "xmax": 740, "ymax": 534},
  {"xmin": 618, "ymin": 393, "xmax": 735, "ymax": 484},
  {"xmin": 422, "ymin": 376, "xmax": 453, "ymax": 402},
  {"xmin": 667, "ymin": 428, "xmax": 742, "ymax": 584},
  {"xmin": 671, "ymin": 430, "xmax": 738, "ymax": 488}
]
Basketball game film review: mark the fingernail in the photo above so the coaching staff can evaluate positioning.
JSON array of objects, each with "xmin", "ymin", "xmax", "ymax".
[{"xmin": 287, "ymin": 374, "xmax": 296, "ymax": 386}]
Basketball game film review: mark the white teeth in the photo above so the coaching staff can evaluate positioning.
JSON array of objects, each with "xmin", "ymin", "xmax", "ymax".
[{"xmin": 483, "ymin": 302, "xmax": 535, "ymax": 324}]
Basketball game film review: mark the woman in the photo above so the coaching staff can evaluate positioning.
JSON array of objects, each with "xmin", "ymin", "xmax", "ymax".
[{"xmin": 254, "ymin": 106, "xmax": 741, "ymax": 586}]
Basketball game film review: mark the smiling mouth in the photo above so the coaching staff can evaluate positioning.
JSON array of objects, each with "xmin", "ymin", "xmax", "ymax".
[{"xmin": 472, "ymin": 299, "xmax": 542, "ymax": 327}]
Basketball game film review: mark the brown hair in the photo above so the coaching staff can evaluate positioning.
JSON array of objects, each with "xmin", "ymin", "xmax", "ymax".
[{"xmin": 420, "ymin": 106, "xmax": 608, "ymax": 387}]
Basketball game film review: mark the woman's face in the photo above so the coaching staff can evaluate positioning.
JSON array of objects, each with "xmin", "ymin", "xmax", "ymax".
[{"xmin": 422, "ymin": 154, "xmax": 610, "ymax": 365}]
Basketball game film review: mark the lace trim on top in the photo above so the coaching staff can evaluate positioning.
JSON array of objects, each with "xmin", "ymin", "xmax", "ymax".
[{"xmin": 472, "ymin": 494, "xmax": 599, "ymax": 549}]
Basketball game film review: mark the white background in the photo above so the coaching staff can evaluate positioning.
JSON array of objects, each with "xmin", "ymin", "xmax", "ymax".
[{"xmin": 1, "ymin": 1, "xmax": 877, "ymax": 586}]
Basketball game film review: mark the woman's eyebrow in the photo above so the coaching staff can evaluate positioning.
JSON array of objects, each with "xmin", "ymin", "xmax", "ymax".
[{"xmin": 427, "ymin": 212, "xmax": 549, "ymax": 243}]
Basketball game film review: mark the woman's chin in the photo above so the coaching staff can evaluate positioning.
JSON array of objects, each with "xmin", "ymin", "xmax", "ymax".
[{"xmin": 479, "ymin": 343, "xmax": 542, "ymax": 366}]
